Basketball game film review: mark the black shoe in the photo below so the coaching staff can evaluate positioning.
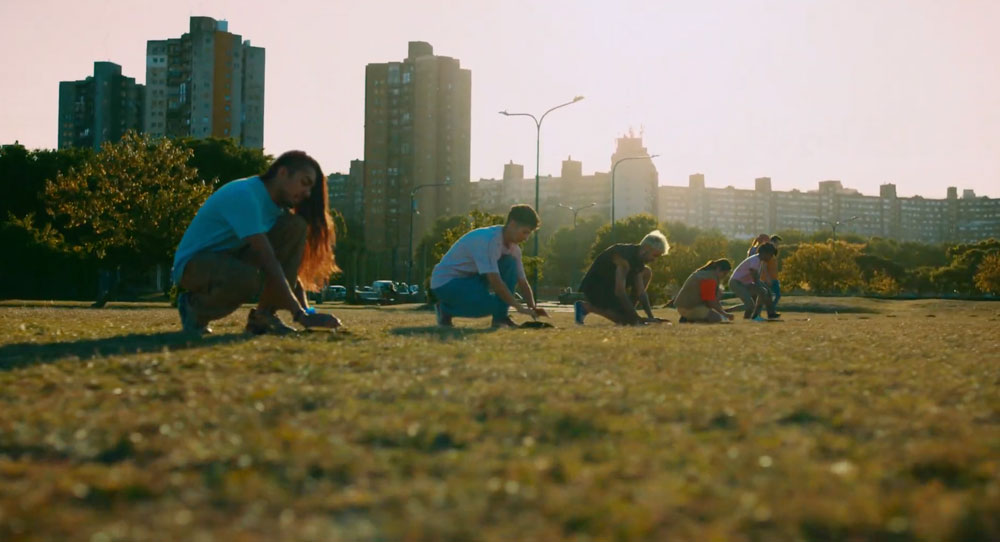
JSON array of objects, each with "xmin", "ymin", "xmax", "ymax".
[
  {"xmin": 246, "ymin": 308, "xmax": 296, "ymax": 335},
  {"xmin": 678, "ymin": 316, "xmax": 689, "ymax": 323}
]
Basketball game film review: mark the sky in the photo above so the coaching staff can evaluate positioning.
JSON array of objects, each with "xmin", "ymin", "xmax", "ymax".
[{"xmin": 1, "ymin": 0, "xmax": 998, "ymax": 198}]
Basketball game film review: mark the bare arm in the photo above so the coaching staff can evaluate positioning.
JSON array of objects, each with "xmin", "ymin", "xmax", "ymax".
[
  {"xmin": 245, "ymin": 233, "xmax": 304, "ymax": 317},
  {"xmin": 632, "ymin": 272, "xmax": 655, "ymax": 320},
  {"xmin": 486, "ymin": 273, "xmax": 535, "ymax": 317},
  {"xmin": 707, "ymin": 298, "xmax": 734, "ymax": 320},
  {"xmin": 613, "ymin": 257, "xmax": 641, "ymax": 324},
  {"xmin": 517, "ymin": 277, "xmax": 548, "ymax": 317}
]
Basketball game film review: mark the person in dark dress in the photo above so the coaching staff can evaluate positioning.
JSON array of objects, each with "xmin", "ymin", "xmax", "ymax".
[{"xmin": 574, "ymin": 230, "xmax": 670, "ymax": 325}]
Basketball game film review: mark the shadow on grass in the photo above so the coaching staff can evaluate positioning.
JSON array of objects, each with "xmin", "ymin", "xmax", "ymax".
[
  {"xmin": 389, "ymin": 326, "xmax": 497, "ymax": 339},
  {"xmin": 0, "ymin": 302, "xmax": 169, "ymax": 311},
  {"xmin": 725, "ymin": 302, "xmax": 880, "ymax": 314},
  {"xmin": 0, "ymin": 331, "xmax": 252, "ymax": 371}
]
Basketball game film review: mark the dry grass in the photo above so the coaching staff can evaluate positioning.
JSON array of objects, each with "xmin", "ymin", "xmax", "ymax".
[{"xmin": 0, "ymin": 297, "xmax": 998, "ymax": 542}]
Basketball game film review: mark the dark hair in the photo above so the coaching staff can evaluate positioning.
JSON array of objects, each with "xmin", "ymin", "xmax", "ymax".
[
  {"xmin": 697, "ymin": 258, "xmax": 732, "ymax": 272},
  {"xmin": 770, "ymin": 235, "xmax": 783, "ymax": 242},
  {"xmin": 758, "ymin": 242, "xmax": 778, "ymax": 257},
  {"xmin": 263, "ymin": 151, "xmax": 338, "ymax": 291},
  {"xmin": 261, "ymin": 150, "xmax": 322, "ymax": 184},
  {"xmin": 506, "ymin": 204, "xmax": 540, "ymax": 230}
]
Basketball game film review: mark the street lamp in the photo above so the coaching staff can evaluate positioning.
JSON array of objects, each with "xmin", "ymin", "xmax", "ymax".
[
  {"xmin": 815, "ymin": 215, "xmax": 860, "ymax": 241},
  {"xmin": 558, "ymin": 202, "xmax": 596, "ymax": 228},
  {"xmin": 499, "ymin": 95, "xmax": 584, "ymax": 291},
  {"xmin": 408, "ymin": 182, "xmax": 450, "ymax": 285},
  {"xmin": 610, "ymin": 154, "xmax": 660, "ymax": 242}
]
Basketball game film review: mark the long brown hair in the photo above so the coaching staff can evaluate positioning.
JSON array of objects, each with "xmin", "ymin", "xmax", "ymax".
[{"xmin": 263, "ymin": 151, "xmax": 339, "ymax": 291}]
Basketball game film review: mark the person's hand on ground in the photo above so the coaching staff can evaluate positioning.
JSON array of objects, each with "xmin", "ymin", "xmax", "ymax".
[
  {"xmin": 644, "ymin": 317, "xmax": 670, "ymax": 324},
  {"xmin": 516, "ymin": 305, "xmax": 537, "ymax": 318},
  {"xmin": 533, "ymin": 307, "xmax": 550, "ymax": 318}
]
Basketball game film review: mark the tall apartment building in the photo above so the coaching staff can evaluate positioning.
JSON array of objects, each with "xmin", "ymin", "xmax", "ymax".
[
  {"xmin": 328, "ymin": 159, "xmax": 365, "ymax": 229},
  {"xmin": 58, "ymin": 62, "xmax": 144, "ymax": 151},
  {"xmin": 363, "ymin": 41, "xmax": 471, "ymax": 279},
  {"xmin": 610, "ymin": 133, "xmax": 658, "ymax": 220},
  {"xmin": 144, "ymin": 17, "xmax": 264, "ymax": 148},
  {"xmin": 658, "ymin": 176, "xmax": 1000, "ymax": 243}
]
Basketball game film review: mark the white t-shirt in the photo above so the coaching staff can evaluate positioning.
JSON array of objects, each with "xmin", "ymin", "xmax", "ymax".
[
  {"xmin": 430, "ymin": 225, "xmax": 527, "ymax": 289},
  {"xmin": 731, "ymin": 254, "xmax": 763, "ymax": 284}
]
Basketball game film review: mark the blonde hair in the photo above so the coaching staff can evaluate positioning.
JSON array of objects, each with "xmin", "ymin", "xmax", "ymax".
[{"xmin": 640, "ymin": 229, "xmax": 670, "ymax": 255}]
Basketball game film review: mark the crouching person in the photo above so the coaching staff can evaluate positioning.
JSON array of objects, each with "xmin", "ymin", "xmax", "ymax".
[
  {"xmin": 574, "ymin": 230, "xmax": 670, "ymax": 325},
  {"xmin": 674, "ymin": 259, "xmax": 735, "ymax": 323},
  {"xmin": 172, "ymin": 151, "xmax": 342, "ymax": 335},
  {"xmin": 430, "ymin": 204, "xmax": 548, "ymax": 328},
  {"xmin": 729, "ymin": 242, "xmax": 779, "ymax": 321}
]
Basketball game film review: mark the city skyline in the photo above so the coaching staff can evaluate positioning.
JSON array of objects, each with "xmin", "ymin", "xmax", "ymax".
[{"xmin": 2, "ymin": 0, "xmax": 999, "ymax": 198}]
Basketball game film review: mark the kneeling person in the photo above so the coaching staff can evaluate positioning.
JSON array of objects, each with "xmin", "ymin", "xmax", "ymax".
[
  {"xmin": 674, "ymin": 259, "xmax": 735, "ymax": 323},
  {"xmin": 574, "ymin": 230, "xmax": 670, "ymax": 325},
  {"xmin": 172, "ymin": 151, "xmax": 342, "ymax": 335},
  {"xmin": 430, "ymin": 205, "xmax": 547, "ymax": 328},
  {"xmin": 729, "ymin": 242, "xmax": 778, "ymax": 321}
]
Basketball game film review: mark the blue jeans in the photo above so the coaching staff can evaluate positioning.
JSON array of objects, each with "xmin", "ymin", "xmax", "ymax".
[
  {"xmin": 770, "ymin": 279, "xmax": 781, "ymax": 308},
  {"xmin": 433, "ymin": 255, "xmax": 519, "ymax": 320}
]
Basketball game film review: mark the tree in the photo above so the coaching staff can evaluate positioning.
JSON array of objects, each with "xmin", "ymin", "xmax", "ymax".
[
  {"xmin": 974, "ymin": 252, "xmax": 1000, "ymax": 294},
  {"xmin": 542, "ymin": 215, "xmax": 606, "ymax": 288},
  {"xmin": 781, "ymin": 241, "xmax": 864, "ymax": 293},
  {"xmin": 0, "ymin": 144, "xmax": 93, "ymax": 222},
  {"xmin": 178, "ymin": 137, "xmax": 272, "ymax": 190},
  {"xmin": 45, "ymin": 132, "xmax": 212, "ymax": 276}
]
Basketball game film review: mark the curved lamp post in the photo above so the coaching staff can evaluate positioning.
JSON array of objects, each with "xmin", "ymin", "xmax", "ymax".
[
  {"xmin": 610, "ymin": 153, "xmax": 660, "ymax": 242},
  {"xmin": 558, "ymin": 202, "xmax": 596, "ymax": 228},
  {"xmin": 815, "ymin": 215, "xmax": 860, "ymax": 241},
  {"xmin": 499, "ymin": 95, "xmax": 584, "ymax": 291}
]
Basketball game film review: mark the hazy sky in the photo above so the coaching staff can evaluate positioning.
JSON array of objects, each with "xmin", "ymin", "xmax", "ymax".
[{"xmin": 1, "ymin": 0, "xmax": 997, "ymax": 197}]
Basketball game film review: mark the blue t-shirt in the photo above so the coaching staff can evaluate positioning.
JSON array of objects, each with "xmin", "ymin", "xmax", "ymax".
[{"xmin": 171, "ymin": 176, "xmax": 283, "ymax": 284}]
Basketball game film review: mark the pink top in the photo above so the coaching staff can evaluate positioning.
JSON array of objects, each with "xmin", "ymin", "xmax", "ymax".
[{"xmin": 731, "ymin": 254, "xmax": 763, "ymax": 284}]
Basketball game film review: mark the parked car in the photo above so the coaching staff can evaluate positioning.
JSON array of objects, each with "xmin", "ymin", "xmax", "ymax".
[{"xmin": 326, "ymin": 285, "xmax": 347, "ymax": 301}]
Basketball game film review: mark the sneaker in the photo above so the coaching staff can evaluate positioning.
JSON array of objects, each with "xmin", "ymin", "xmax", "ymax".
[
  {"xmin": 751, "ymin": 315, "xmax": 768, "ymax": 323},
  {"xmin": 574, "ymin": 300, "xmax": 587, "ymax": 325},
  {"xmin": 246, "ymin": 308, "xmax": 297, "ymax": 335},
  {"xmin": 678, "ymin": 316, "xmax": 689, "ymax": 323},
  {"xmin": 491, "ymin": 316, "xmax": 519, "ymax": 329},
  {"xmin": 435, "ymin": 303, "xmax": 453, "ymax": 327},
  {"xmin": 768, "ymin": 312, "xmax": 782, "ymax": 319},
  {"xmin": 177, "ymin": 292, "xmax": 211, "ymax": 335}
]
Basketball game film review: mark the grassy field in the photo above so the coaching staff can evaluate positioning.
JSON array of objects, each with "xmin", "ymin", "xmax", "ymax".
[{"xmin": 0, "ymin": 297, "xmax": 998, "ymax": 542}]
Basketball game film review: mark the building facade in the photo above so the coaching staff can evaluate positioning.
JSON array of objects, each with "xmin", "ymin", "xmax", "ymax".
[
  {"xmin": 469, "ymin": 134, "xmax": 658, "ymax": 235},
  {"xmin": 58, "ymin": 62, "xmax": 144, "ymax": 150},
  {"xmin": 658, "ymin": 176, "xmax": 1000, "ymax": 243},
  {"xmin": 363, "ymin": 41, "xmax": 471, "ymax": 280},
  {"xmin": 144, "ymin": 17, "xmax": 264, "ymax": 148},
  {"xmin": 328, "ymin": 159, "xmax": 365, "ymax": 229}
]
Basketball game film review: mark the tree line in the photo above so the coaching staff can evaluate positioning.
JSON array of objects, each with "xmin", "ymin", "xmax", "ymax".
[{"xmin": 2, "ymin": 133, "xmax": 997, "ymax": 301}]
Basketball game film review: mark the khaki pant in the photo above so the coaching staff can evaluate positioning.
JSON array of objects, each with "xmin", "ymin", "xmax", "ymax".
[
  {"xmin": 179, "ymin": 213, "xmax": 307, "ymax": 323},
  {"xmin": 677, "ymin": 305, "xmax": 711, "ymax": 321}
]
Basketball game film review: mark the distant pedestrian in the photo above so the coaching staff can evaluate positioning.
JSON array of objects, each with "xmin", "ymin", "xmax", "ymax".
[
  {"xmin": 172, "ymin": 151, "xmax": 342, "ymax": 335},
  {"xmin": 674, "ymin": 259, "xmax": 735, "ymax": 323},
  {"xmin": 574, "ymin": 230, "xmax": 670, "ymax": 325},
  {"xmin": 430, "ymin": 204, "xmax": 548, "ymax": 328},
  {"xmin": 747, "ymin": 233, "xmax": 771, "ymax": 257},
  {"xmin": 729, "ymin": 242, "xmax": 779, "ymax": 321}
]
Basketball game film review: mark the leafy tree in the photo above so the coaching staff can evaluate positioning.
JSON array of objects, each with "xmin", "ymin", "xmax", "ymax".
[
  {"xmin": 45, "ymin": 132, "xmax": 212, "ymax": 270},
  {"xmin": 0, "ymin": 213, "xmax": 97, "ymax": 299},
  {"xmin": 974, "ymin": 252, "xmax": 1000, "ymax": 294},
  {"xmin": 178, "ymin": 137, "xmax": 272, "ymax": 190},
  {"xmin": 781, "ymin": 241, "xmax": 864, "ymax": 293},
  {"xmin": 542, "ymin": 215, "xmax": 607, "ymax": 288},
  {"xmin": 0, "ymin": 144, "xmax": 93, "ymax": 221},
  {"xmin": 866, "ymin": 270, "xmax": 902, "ymax": 296}
]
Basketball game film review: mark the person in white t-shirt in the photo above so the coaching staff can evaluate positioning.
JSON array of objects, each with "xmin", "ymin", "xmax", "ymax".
[
  {"xmin": 728, "ymin": 242, "xmax": 779, "ymax": 321},
  {"xmin": 430, "ymin": 204, "xmax": 549, "ymax": 328}
]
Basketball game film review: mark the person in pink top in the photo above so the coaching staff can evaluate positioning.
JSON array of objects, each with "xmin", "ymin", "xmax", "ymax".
[{"xmin": 728, "ymin": 242, "xmax": 779, "ymax": 321}]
